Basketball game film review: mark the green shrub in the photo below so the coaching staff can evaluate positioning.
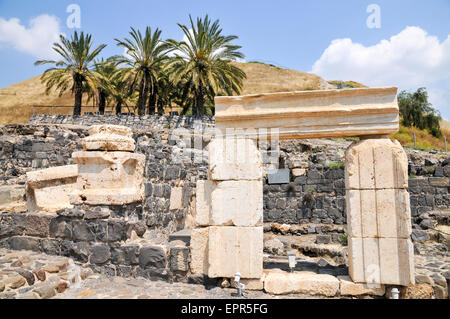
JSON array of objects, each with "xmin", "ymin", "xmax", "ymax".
[{"xmin": 329, "ymin": 161, "xmax": 345, "ymax": 170}]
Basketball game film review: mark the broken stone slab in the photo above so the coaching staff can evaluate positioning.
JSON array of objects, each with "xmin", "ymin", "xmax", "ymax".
[
  {"xmin": 214, "ymin": 87, "xmax": 399, "ymax": 140},
  {"xmin": 195, "ymin": 180, "xmax": 263, "ymax": 227},
  {"xmin": 338, "ymin": 275, "xmax": 385, "ymax": 296},
  {"xmin": 263, "ymin": 269, "xmax": 340, "ymax": 296},
  {"xmin": 346, "ymin": 189, "xmax": 412, "ymax": 238},
  {"xmin": 208, "ymin": 226, "xmax": 263, "ymax": 279},
  {"xmin": 190, "ymin": 228, "xmax": 209, "ymax": 275},
  {"xmin": 208, "ymin": 137, "xmax": 262, "ymax": 181},
  {"xmin": 26, "ymin": 165, "xmax": 78, "ymax": 213},
  {"xmin": 348, "ymin": 237, "xmax": 415, "ymax": 286},
  {"xmin": 71, "ymin": 151, "xmax": 145, "ymax": 206},
  {"xmin": 82, "ymin": 125, "xmax": 135, "ymax": 152},
  {"xmin": 345, "ymin": 137, "xmax": 408, "ymax": 190}
]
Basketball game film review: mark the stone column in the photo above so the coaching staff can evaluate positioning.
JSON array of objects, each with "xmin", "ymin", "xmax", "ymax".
[
  {"xmin": 191, "ymin": 137, "xmax": 264, "ymax": 279},
  {"xmin": 70, "ymin": 125, "xmax": 145, "ymax": 206},
  {"xmin": 345, "ymin": 137, "xmax": 415, "ymax": 286}
]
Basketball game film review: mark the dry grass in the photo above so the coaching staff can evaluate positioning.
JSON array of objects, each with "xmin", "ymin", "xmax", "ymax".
[
  {"xmin": 391, "ymin": 121, "xmax": 450, "ymax": 151},
  {"xmin": 235, "ymin": 62, "xmax": 331, "ymax": 95}
]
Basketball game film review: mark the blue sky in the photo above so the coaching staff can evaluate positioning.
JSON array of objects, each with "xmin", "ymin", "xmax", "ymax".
[{"xmin": 0, "ymin": 0, "xmax": 449, "ymax": 119}]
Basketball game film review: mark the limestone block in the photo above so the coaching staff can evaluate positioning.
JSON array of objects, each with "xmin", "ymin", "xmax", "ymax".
[
  {"xmin": 26, "ymin": 165, "xmax": 78, "ymax": 212},
  {"xmin": 215, "ymin": 87, "xmax": 399, "ymax": 139},
  {"xmin": 195, "ymin": 180, "xmax": 263, "ymax": 227},
  {"xmin": 169, "ymin": 187, "xmax": 183, "ymax": 210},
  {"xmin": 195, "ymin": 180, "xmax": 213, "ymax": 227},
  {"xmin": 190, "ymin": 227, "xmax": 209, "ymax": 275},
  {"xmin": 379, "ymin": 238, "xmax": 415, "ymax": 286},
  {"xmin": 208, "ymin": 226, "xmax": 263, "ymax": 279},
  {"xmin": 82, "ymin": 125, "xmax": 135, "ymax": 151},
  {"xmin": 208, "ymin": 138, "xmax": 262, "ymax": 181},
  {"xmin": 376, "ymin": 189, "xmax": 412, "ymax": 238},
  {"xmin": 347, "ymin": 238, "xmax": 362, "ymax": 283},
  {"xmin": 263, "ymin": 270, "xmax": 340, "ymax": 296},
  {"xmin": 345, "ymin": 138, "xmax": 408, "ymax": 190},
  {"xmin": 338, "ymin": 276, "xmax": 385, "ymax": 296},
  {"xmin": 348, "ymin": 238, "xmax": 380, "ymax": 284},
  {"xmin": 71, "ymin": 151, "xmax": 145, "ymax": 205},
  {"xmin": 348, "ymin": 237, "xmax": 415, "ymax": 286},
  {"xmin": 346, "ymin": 189, "xmax": 412, "ymax": 239},
  {"xmin": 346, "ymin": 190, "xmax": 362, "ymax": 238}
]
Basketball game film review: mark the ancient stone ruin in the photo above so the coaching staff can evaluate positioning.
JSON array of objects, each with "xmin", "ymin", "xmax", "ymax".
[
  {"xmin": 193, "ymin": 87, "xmax": 415, "ymax": 292},
  {"xmin": 1, "ymin": 87, "xmax": 448, "ymax": 299}
]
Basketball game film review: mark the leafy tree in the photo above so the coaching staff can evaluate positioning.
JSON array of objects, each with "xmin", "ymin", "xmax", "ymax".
[
  {"xmin": 35, "ymin": 31, "xmax": 107, "ymax": 116},
  {"xmin": 166, "ymin": 15, "xmax": 246, "ymax": 116},
  {"xmin": 115, "ymin": 27, "xmax": 170, "ymax": 116},
  {"xmin": 398, "ymin": 87, "xmax": 442, "ymax": 138}
]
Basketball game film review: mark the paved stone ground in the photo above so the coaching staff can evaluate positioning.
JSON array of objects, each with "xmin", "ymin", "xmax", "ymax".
[
  {"xmin": 1, "ymin": 247, "xmax": 448, "ymax": 299},
  {"xmin": 55, "ymin": 274, "xmax": 330, "ymax": 299},
  {"xmin": 0, "ymin": 249, "xmax": 92, "ymax": 299}
]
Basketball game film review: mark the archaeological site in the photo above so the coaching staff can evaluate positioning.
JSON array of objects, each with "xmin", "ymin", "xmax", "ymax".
[{"xmin": 1, "ymin": 87, "xmax": 449, "ymax": 300}]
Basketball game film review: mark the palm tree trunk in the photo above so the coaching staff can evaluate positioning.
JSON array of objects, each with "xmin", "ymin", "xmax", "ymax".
[
  {"xmin": 137, "ymin": 78, "xmax": 147, "ymax": 116},
  {"xmin": 99, "ymin": 91, "xmax": 106, "ymax": 115},
  {"xmin": 116, "ymin": 101, "xmax": 122, "ymax": 115},
  {"xmin": 73, "ymin": 78, "xmax": 83, "ymax": 116},
  {"xmin": 148, "ymin": 90, "xmax": 156, "ymax": 115},
  {"xmin": 196, "ymin": 81, "xmax": 205, "ymax": 117},
  {"xmin": 157, "ymin": 98, "xmax": 164, "ymax": 116}
]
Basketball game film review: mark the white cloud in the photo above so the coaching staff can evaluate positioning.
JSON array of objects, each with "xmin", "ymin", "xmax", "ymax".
[
  {"xmin": 311, "ymin": 26, "xmax": 450, "ymax": 119},
  {"xmin": 0, "ymin": 14, "xmax": 62, "ymax": 59}
]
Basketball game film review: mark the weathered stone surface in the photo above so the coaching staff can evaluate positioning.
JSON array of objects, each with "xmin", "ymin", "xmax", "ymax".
[
  {"xmin": 215, "ymin": 87, "xmax": 399, "ymax": 139},
  {"xmin": 24, "ymin": 214, "xmax": 53, "ymax": 237},
  {"xmin": 346, "ymin": 189, "xmax": 412, "ymax": 239},
  {"xmin": 82, "ymin": 125, "xmax": 135, "ymax": 151},
  {"xmin": 264, "ymin": 270, "xmax": 340, "ymax": 296},
  {"xmin": 379, "ymin": 238, "xmax": 415, "ymax": 286},
  {"xmin": 71, "ymin": 151, "xmax": 145, "ymax": 205},
  {"xmin": 15, "ymin": 269, "xmax": 35, "ymax": 286},
  {"xmin": 8, "ymin": 237, "xmax": 40, "ymax": 252},
  {"xmin": 195, "ymin": 180, "xmax": 263, "ymax": 227},
  {"xmin": 208, "ymin": 138, "xmax": 262, "ymax": 181},
  {"xmin": 402, "ymin": 284, "xmax": 434, "ymax": 299},
  {"xmin": 169, "ymin": 187, "xmax": 183, "ymax": 210},
  {"xmin": 195, "ymin": 180, "xmax": 212, "ymax": 226},
  {"xmin": 208, "ymin": 226, "xmax": 263, "ymax": 279},
  {"xmin": 169, "ymin": 247, "xmax": 189, "ymax": 272},
  {"xmin": 90, "ymin": 244, "xmax": 111, "ymax": 265},
  {"xmin": 190, "ymin": 228, "xmax": 209, "ymax": 275},
  {"xmin": 338, "ymin": 276, "xmax": 385, "ymax": 296},
  {"xmin": 26, "ymin": 165, "xmax": 78, "ymax": 212},
  {"xmin": 348, "ymin": 237, "xmax": 414, "ymax": 286},
  {"xmin": 139, "ymin": 245, "xmax": 166, "ymax": 269},
  {"xmin": 84, "ymin": 207, "xmax": 111, "ymax": 220},
  {"xmin": 345, "ymin": 138, "xmax": 408, "ymax": 190}
]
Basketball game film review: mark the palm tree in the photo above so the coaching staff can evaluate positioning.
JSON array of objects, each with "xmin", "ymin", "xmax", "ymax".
[
  {"xmin": 115, "ymin": 27, "xmax": 170, "ymax": 116},
  {"xmin": 35, "ymin": 31, "xmax": 106, "ymax": 116},
  {"xmin": 166, "ymin": 15, "xmax": 246, "ymax": 117},
  {"xmin": 93, "ymin": 58, "xmax": 117, "ymax": 114}
]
